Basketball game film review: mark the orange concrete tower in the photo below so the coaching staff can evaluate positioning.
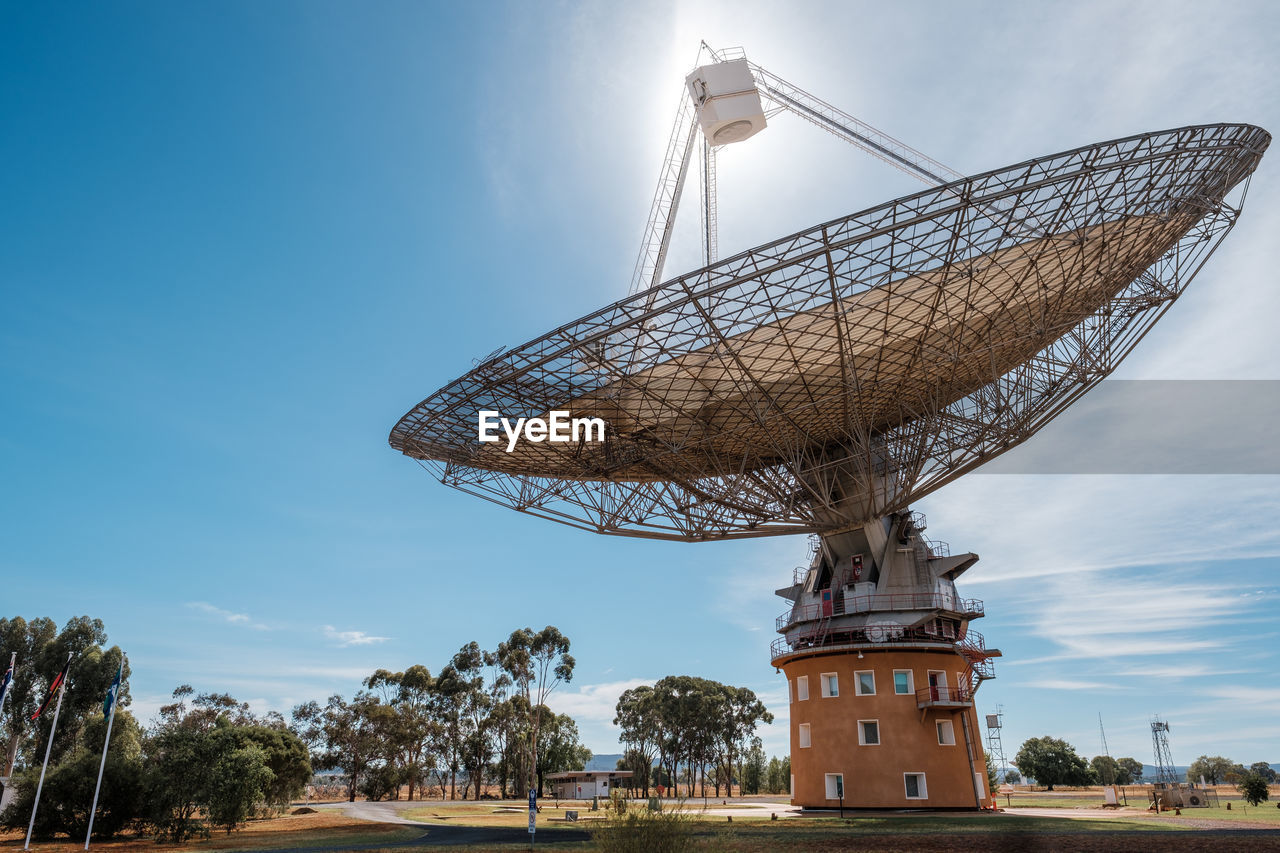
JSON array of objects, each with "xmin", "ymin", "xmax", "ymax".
[{"xmin": 773, "ymin": 511, "xmax": 998, "ymax": 809}]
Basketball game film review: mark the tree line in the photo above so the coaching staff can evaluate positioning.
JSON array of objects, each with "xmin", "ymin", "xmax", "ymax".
[
  {"xmin": 0, "ymin": 617, "xmax": 312, "ymax": 842},
  {"xmin": 1013, "ymin": 734, "xmax": 1275, "ymax": 806},
  {"xmin": 1012, "ymin": 736, "xmax": 1144, "ymax": 788},
  {"xmin": 291, "ymin": 625, "xmax": 586, "ymax": 802},
  {"xmin": 613, "ymin": 675, "xmax": 775, "ymax": 799},
  {"xmin": 1186, "ymin": 755, "xmax": 1276, "ymax": 787},
  {"xmin": 0, "ymin": 617, "xmax": 594, "ymax": 841}
]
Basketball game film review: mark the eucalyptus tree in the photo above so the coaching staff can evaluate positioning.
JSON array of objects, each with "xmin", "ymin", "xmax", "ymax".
[
  {"xmin": 715, "ymin": 685, "xmax": 773, "ymax": 797},
  {"xmin": 614, "ymin": 685, "xmax": 660, "ymax": 797},
  {"xmin": 536, "ymin": 709, "xmax": 591, "ymax": 794},
  {"xmin": 448, "ymin": 642, "xmax": 495, "ymax": 800},
  {"xmin": 431, "ymin": 666, "xmax": 469, "ymax": 800},
  {"xmin": 0, "ymin": 616, "xmax": 130, "ymax": 774},
  {"xmin": 489, "ymin": 695, "xmax": 523, "ymax": 798},
  {"xmin": 617, "ymin": 676, "xmax": 775, "ymax": 799},
  {"xmin": 363, "ymin": 665, "xmax": 437, "ymax": 800},
  {"xmin": 739, "ymin": 739, "xmax": 766, "ymax": 795},
  {"xmin": 498, "ymin": 626, "xmax": 575, "ymax": 795},
  {"xmin": 292, "ymin": 693, "xmax": 383, "ymax": 802}
]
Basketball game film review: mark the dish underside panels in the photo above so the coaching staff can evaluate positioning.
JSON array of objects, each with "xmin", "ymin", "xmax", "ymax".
[{"xmin": 391, "ymin": 124, "xmax": 1268, "ymax": 540}]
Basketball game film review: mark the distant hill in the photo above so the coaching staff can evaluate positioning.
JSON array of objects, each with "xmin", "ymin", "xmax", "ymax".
[{"xmin": 585, "ymin": 753, "xmax": 624, "ymax": 771}]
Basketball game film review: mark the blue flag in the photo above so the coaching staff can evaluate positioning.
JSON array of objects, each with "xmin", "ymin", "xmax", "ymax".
[
  {"xmin": 103, "ymin": 661, "xmax": 122, "ymax": 717},
  {"xmin": 0, "ymin": 656, "xmax": 13, "ymax": 711}
]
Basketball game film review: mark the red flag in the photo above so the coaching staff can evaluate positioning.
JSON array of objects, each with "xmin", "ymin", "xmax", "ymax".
[{"xmin": 31, "ymin": 659, "xmax": 70, "ymax": 721}]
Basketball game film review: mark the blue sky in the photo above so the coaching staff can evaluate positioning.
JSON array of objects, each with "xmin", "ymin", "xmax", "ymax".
[{"xmin": 3, "ymin": 1, "xmax": 1278, "ymax": 769}]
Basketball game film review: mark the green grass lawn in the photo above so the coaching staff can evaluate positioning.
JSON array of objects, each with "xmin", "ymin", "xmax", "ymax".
[
  {"xmin": 999, "ymin": 791, "xmax": 1133, "ymax": 808},
  {"xmin": 773, "ymin": 814, "xmax": 1184, "ymax": 834},
  {"xmin": 1161, "ymin": 801, "xmax": 1280, "ymax": 825},
  {"xmin": 998, "ymin": 787, "xmax": 1280, "ymax": 824}
]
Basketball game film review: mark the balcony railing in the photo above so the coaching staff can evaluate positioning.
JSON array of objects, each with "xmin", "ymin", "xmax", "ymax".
[
  {"xmin": 923, "ymin": 538, "xmax": 951, "ymax": 558},
  {"xmin": 915, "ymin": 684, "xmax": 972, "ymax": 708},
  {"xmin": 776, "ymin": 593, "xmax": 984, "ymax": 631},
  {"xmin": 770, "ymin": 625, "xmax": 989, "ymax": 663}
]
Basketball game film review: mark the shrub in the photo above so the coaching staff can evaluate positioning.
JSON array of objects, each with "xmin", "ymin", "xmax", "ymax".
[
  {"xmin": 590, "ymin": 804, "xmax": 700, "ymax": 853},
  {"xmin": 359, "ymin": 765, "xmax": 404, "ymax": 802},
  {"xmin": 1238, "ymin": 773, "xmax": 1270, "ymax": 807},
  {"xmin": 0, "ymin": 752, "xmax": 145, "ymax": 840}
]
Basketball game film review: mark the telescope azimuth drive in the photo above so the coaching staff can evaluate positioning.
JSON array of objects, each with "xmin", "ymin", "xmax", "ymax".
[{"xmin": 391, "ymin": 45, "xmax": 1268, "ymax": 809}]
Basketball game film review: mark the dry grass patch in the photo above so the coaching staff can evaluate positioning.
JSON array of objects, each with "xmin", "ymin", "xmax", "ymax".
[{"xmin": 0, "ymin": 812, "xmax": 421, "ymax": 852}]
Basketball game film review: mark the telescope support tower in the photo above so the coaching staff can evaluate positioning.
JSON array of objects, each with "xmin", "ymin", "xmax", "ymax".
[{"xmin": 774, "ymin": 512, "xmax": 999, "ymax": 809}]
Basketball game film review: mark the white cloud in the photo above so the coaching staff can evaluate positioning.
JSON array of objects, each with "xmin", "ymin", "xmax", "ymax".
[
  {"xmin": 546, "ymin": 679, "xmax": 653, "ymax": 724},
  {"xmin": 1023, "ymin": 679, "xmax": 1115, "ymax": 691},
  {"xmin": 1203, "ymin": 685, "xmax": 1280, "ymax": 707},
  {"xmin": 185, "ymin": 601, "xmax": 269, "ymax": 631},
  {"xmin": 918, "ymin": 475, "xmax": 1280, "ymax": 584},
  {"xmin": 322, "ymin": 625, "xmax": 391, "ymax": 647}
]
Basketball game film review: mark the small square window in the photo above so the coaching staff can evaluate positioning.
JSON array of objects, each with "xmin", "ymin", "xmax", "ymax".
[
  {"xmin": 856, "ymin": 670, "xmax": 875, "ymax": 696},
  {"xmin": 824, "ymin": 773, "xmax": 844, "ymax": 800},
  {"xmin": 893, "ymin": 670, "xmax": 913, "ymax": 695},
  {"xmin": 796, "ymin": 675, "xmax": 809, "ymax": 701},
  {"xmin": 937, "ymin": 720, "xmax": 956, "ymax": 745},
  {"xmin": 858, "ymin": 719, "xmax": 879, "ymax": 746},
  {"xmin": 905, "ymin": 773, "xmax": 928, "ymax": 799},
  {"xmin": 821, "ymin": 672, "xmax": 839, "ymax": 698},
  {"xmin": 798, "ymin": 723, "xmax": 811, "ymax": 748}
]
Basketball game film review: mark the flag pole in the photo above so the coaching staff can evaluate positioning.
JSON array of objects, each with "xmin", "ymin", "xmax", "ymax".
[
  {"xmin": 25, "ymin": 653, "xmax": 72, "ymax": 852},
  {"xmin": 84, "ymin": 655, "xmax": 123, "ymax": 850}
]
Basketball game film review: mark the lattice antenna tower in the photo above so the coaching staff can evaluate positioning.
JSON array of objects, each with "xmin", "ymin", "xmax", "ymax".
[
  {"xmin": 985, "ymin": 706, "xmax": 1008, "ymax": 783},
  {"xmin": 1098, "ymin": 713, "xmax": 1115, "ymax": 785},
  {"xmin": 1151, "ymin": 717, "xmax": 1178, "ymax": 784}
]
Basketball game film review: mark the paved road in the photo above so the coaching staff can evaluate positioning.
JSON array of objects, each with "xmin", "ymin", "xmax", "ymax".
[
  {"xmin": 317, "ymin": 800, "xmax": 433, "ymax": 825},
  {"xmin": 316, "ymin": 797, "xmax": 799, "ymax": 822},
  {"xmin": 263, "ymin": 824, "xmax": 590, "ymax": 851}
]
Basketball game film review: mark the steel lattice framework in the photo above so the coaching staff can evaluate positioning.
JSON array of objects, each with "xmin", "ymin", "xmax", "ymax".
[{"xmin": 391, "ymin": 123, "xmax": 1269, "ymax": 541}]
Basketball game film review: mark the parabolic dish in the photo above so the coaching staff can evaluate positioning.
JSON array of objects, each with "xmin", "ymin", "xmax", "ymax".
[{"xmin": 392, "ymin": 124, "xmax": 1269, "ymax": 540}]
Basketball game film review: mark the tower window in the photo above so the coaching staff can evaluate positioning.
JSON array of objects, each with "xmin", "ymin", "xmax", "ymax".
[
  {"xmin": 796, "ymin": 675, "xmax": 809, "ymax": 701},
  {"xmin": 893, "ymin": 669, "xmax": 913, "ymax": 694},
  {"xmin": 858, "ymin": 719, "xmax": 879, "ymax": 745},
  {"xmin": 824, "ymin": 773, "xmax": 844, "ymax": 800},
  {"xmin": 821, "ymin": 672, "xmax": 839, "ymax": 697},
  {"xmin": 904, "ymin": 773, "xmax": 928, "ymax": 799},
  {"xmin": 798, "ymin": 723, "xmax": 811, "ymax": 748},
  {"xmin": 856, "ymin": 670, "xmax": 875, "ymax": 695},
  {"xmin": 937, "ymin": 720, "xmax": 956, "ymax": 745}
]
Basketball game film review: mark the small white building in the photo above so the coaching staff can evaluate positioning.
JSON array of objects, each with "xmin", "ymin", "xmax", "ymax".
[{"xmin": 547, "ymin": 770, "xmax": 634, "ymax": 800}]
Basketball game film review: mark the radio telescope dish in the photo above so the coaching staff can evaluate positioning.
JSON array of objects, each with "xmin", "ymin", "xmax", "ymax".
[{"xmin": 392, "ymin": 121, "xmax": 1268, "ymax": 541}]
